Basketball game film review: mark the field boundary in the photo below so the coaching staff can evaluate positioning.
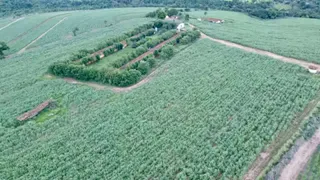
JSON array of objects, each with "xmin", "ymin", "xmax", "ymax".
[
  {"xmin": 189, "ymin": 23, "xmax": 320, "ymax": 70},
  {"xmin": 244, "ymin": 91, "xmax": 320, "ymax": 179},
  {"xmin": 279, "ymin": 129, "xmax": 320, "ymax": 180},
  {"xmin": 0, "ymin": 17, "xmax": 25, "ymax": 31},
  {"xmin": 8, "ymin": 14, "xmax": 69, "ymax": 45},
  {"xmin": 18, "ymin": 17, "xmax": 68, "ymax": 54}
]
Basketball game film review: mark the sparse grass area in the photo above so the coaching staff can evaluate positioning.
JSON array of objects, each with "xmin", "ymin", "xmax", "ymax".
[
  {"xmin": 190, "ymin": 10, "xmax": 320, "ymax": 63},
  {"xmin": 274, "ymin": 3, "xmax": 292, "ymax": 10}
]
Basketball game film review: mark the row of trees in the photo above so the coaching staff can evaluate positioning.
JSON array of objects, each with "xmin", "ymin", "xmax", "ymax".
[
  {"xmin": 1, "ymin": 0, "xmax": 319, "ymax": 19},
  {"xmin": 0, "ymin": 42, "xmax": 10, "ymax": 59}
]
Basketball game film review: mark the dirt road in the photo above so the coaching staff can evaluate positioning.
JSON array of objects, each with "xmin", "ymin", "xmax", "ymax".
[
  {"xmin": 279, "ymin": 129, "xmax": 320, "ymax": 180},
  {"xmin": 18, "ymin": 17, "xmax": 67, "ymax": 54},
  {"xmin": 189, "ymin": 23, "xmax": 320, "ymax": 70},
  {"xmin": 0, "ymin": 17, "xmax": 25, "ymax": 31}
]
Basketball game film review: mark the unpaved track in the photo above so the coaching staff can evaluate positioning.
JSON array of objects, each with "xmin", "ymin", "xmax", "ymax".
[
  {"xmin": 279, "ymin": 129, "xmax": 320, "ymax": 180},
  {"xmin": 18, "ymin": 17, "xmax": 67, "ymax": 54},
  {"xmin": 0, "ymin": 17, "xmax": 25, "ymax": 31},
  {"xmin": 189, "ymin": 23, "xmax": 320, "ymax": 70}
]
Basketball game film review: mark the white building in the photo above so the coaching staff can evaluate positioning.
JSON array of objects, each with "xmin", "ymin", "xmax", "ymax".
[{"xmin": 177, "ymin": 23, "xmax": 185, "ymax": 32}]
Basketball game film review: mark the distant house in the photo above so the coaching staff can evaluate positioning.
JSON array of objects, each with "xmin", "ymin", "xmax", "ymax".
[{"xmin": 205, "ymin": 18, "xmax": 224, "ymax": 24}]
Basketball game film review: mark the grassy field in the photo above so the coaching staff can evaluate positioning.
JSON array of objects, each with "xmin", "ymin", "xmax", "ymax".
[
  {"xmin": 1, "ymin": 8, "xmax": 320, "ymax": 179},
  {"xmin": 299, "ymin": 146, "xmax": 320, "ymax": 180},
  {"xmin": 190, "ymin": 11, "xmax": 320, "ymax": 63}
]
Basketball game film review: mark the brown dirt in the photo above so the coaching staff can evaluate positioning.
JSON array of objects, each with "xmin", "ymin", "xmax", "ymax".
[
  {"xmin": 189, "ymin": 23, "xmax": 320, "ymax": 70},
  {"xmin": 17, "ymin": 100, "xmax": 52, "ymax": 121},
  {"xmin": 8, "ymin": 14, "xmax": 69, "ymax": 45},
  {"xmin": 0, "ymin": 17, "xmax": 25, "ymax": 31},
  {"xmin": 279, "ymin": 129, "xmax": 320, "ymax": 180},
  {"xmin": 18, "ymin": 17, "xmax": 67, "ymax": 54},
  {"xmin": 64, "ymin": 78, "xmax": 106, "ymax": 90},
  {"xmin": 121, "ymin": 33, "xmax": 180, "ymax": 69}
]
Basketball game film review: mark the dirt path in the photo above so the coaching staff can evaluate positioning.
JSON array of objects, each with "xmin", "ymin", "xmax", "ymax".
[
  {"xmin": 0, "ymin": 17, "xmax": 25, "ymax": 31},
  {"xmin": 8, "ymin": 14, "xmax": 68, "ymax": 45},
  {"xmin": 279, "ymin": 129, "xmax": 320, "ymax": 180},
  {"xmin": 244, "ymin": 92, "xmax": 320, "ymax": 180},
  {"xmin": 18, "ymin": 17, "xmax": 67, "ymax": 54},
  {"xmin": 189, "ymin": 23, "xmax": 320, "ymax": 70},
  {"xmin": 121, "ymin": 33, "xmax": 180, "ymax": 69}
]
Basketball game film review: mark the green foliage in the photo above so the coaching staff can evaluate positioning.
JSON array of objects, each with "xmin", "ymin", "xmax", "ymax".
[
  {"xmin": 0, "ymin": 41, "xmax": 9, "ymax": 59},
  {"xmin": 185, "ymin": 14, "xmax": 190, "ymax": 21},
  {"xmin": 157, "ymin": 11, "xmax": 166, "ymax": 20},
  {"xmin": 167, "ymin": 9, "xmax": 179, "ymax": 17},
  {"xmin": 72, "ymin": 27, "xmax": 79, "ymax": 36},
  {"xmin": 160, "ymin": 45, "xmax": 174, "ymax": 59},
  {"xmin": 136, "ymin": 61, "xmax": 150, "ymax": 75},
  {"xmin": 191, "ymin": 10, "xmax": 320, "ymax": 63}
]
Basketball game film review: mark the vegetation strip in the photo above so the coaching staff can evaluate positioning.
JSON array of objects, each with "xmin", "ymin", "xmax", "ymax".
[
  {"xmin": 244, "ymin": 91, "xmax": 320, "ymax": 179},
  {"xmin": 0, "ymin": 17, "xmax": 25, "ymax": 31},
  {"xmin": 18, "ymin": 17, "xmax": 68, "ymax": 54},
  {"xmin": 279, "ymin": 129, "xmax": 320, "ymax": 180},
  {"xmin": 190, "ymin": 23, "xmax": 320, "ymax": 71},
  {"xmin": 121, "ymin": 33, "xmax": 180, "ymax": 69}
]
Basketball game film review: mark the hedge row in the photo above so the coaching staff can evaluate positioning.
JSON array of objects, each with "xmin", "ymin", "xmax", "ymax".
[{"xmin": 112, "ymin": 30, "xmax": 177, "ymax": 68}]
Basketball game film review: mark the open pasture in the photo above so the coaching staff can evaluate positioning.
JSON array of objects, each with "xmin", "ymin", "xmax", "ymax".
[{"xmin": 190, "ymin": 10, "xmax": 320, "ymax": 63}]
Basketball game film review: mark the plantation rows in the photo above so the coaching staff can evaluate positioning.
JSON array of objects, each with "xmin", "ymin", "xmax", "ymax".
[
  {"xmin": 2, "ymin": 40, "xmax": 320, "ymax": 179},
  {"xmin": 49, "ymin": 21, "xmax": 200, "ymax": 87}
]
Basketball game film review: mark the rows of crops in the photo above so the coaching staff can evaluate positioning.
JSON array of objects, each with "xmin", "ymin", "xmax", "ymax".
[
  {"xmin": 298, "ymin": 146, "xmax": 320, "ymax": 179},
  {"xmin": 190, "ymin": 10, "xmax": 320, "ymax": 63},
  {"xmin": 1, "ymin": 36, "xmax": 320, "ymax": 179},
  {"xmin": 31, "ymin": 8, "xmax": 155, "ymax": 47}
]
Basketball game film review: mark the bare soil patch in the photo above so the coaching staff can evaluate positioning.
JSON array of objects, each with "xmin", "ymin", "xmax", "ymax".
[
  {"xmin": 279, "ymin": 129, "xmax": 320, "ymax": 180},
  {"xmin": 17, "ymin": 100, "xmax": 53, "ymax": 121}
]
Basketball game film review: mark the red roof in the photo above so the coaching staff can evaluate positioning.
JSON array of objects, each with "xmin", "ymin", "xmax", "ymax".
[{"xmin": 205, "ymin": 18, "xmax": 223, "ymax": 22}]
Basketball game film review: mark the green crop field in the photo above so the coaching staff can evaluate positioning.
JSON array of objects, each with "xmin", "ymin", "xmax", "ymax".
[
  {"xmin": 190, "ymin": 10, "xmax": 320, "ymax": 63},
  {"xmin": 299, "ymin": 146, "xmax": 320, "ymax": 180},
  {"xmin": 1, "ymin": 7, "xmax": 320, "ymax": 179}
]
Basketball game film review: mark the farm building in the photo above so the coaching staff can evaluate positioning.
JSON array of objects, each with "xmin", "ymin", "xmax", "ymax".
[
  {"xmin": 165, "ymin": 15, "xmax": 180, "ymax": 20},
  {"xmin": 204, "ymin": 18, "xmax": 225, "ymax": 24}
]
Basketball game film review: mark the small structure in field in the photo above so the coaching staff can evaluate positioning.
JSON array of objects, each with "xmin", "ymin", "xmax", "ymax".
[
  {"xmin": 197, "ymin": 18, "xmax": 202, "ymax": 21},
  {"xmin": 177, "ymin": 23, "xmax": 185, "ymax": 32},
  {"xmin": 204, "ymin": 18, "xmax": 224, "ymax": 24},
  {"xmin": 17, "ymin": 100, "xmax": 53, "ymax": 121},
  {"xmin": 166, "ymin": 15, "xmax": 180, "ymax": 20},
  {"xmin": 308, "ymin": 65, "xmax": 318, "ymax": 74}
]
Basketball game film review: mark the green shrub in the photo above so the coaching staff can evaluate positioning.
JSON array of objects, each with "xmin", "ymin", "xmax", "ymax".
[
  {"xmin": 137, "ymin": 61, "xmax": 150, "ymax": 75},
  {"xmin": 160, "ymin": 45, "xmax": 174, "ymax": 59},
  {"xmin": 146, "ymin": 57, "xmax": 156, "ymax": 68}
]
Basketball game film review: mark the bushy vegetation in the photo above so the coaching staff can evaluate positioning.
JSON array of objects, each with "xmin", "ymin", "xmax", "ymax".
[{"xmin": 191, "ymin": 10, "xmax": 320, "ymax": 63}]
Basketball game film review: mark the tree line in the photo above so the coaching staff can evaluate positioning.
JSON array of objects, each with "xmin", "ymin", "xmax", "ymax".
[{"xmin": 1, "ymin": 0, "xmax": 319, "ymax": 19}]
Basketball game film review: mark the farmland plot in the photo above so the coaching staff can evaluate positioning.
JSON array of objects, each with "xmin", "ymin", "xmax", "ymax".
[
  {"xmin": 31, "ymin": 8, "xmax": 155, "ymax": 47},
  {"xmin": 190, "ymin": 11, "xmax": 320, "ymax": 63},
  {"xmin": 0, "ymin": 12, "xmax": 66, "ymax": 43},
  {"xmin": 0, "ymin": 18, "xmax": 14, "ymax": 29},
  {"xmin": 1, "ymin": 38, "xmax": 320, "ymax": 179}
]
